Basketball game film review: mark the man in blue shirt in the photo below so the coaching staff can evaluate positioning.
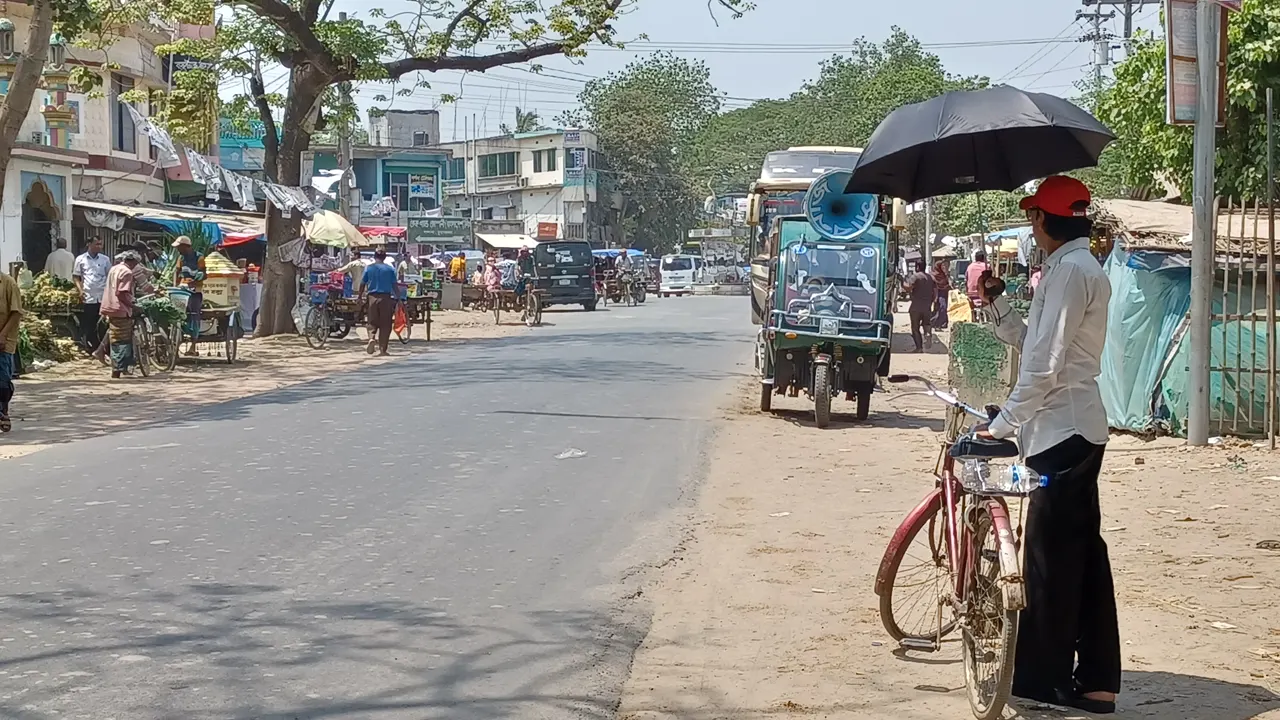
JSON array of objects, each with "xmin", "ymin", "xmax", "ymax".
[{"xmin": 360, "ymin": 248, "xmax": 399, "ymax": 355}]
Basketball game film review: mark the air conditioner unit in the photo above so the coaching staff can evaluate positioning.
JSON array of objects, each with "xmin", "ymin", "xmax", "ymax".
[{"xmin": 519, "ymin": 177, "xmax": 530, "ymax": 187}]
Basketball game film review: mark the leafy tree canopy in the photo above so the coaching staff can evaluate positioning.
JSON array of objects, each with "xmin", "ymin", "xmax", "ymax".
[
  {"xmin": 561, "ymin": 52, "xmax": 722, "ymax": 251},
  {"xmin": 1098, "ymin": 0, "xmax": 1280, "ymax": 202}
]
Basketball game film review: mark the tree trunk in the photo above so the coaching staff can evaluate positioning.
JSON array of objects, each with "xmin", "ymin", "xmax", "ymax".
[
  {"xmin": 254, "ymin": 64, "xmax": 325, "ymax": 337},
  {"xmin": 0, "ymin": 0, "xmax": 53, "ymax": 209}
]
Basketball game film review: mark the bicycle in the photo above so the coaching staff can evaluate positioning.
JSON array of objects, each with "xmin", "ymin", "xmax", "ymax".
[
  {"xmin": 520, "ymin": 284, "xmax": 543, "ymax": 327},
  {"xmin": 129, "ymin": 311, "xmax": 178, "ymax": 377},
  {"xmin": 875, "ymin": 374, "xmax": 1038, "ymax": 720}
]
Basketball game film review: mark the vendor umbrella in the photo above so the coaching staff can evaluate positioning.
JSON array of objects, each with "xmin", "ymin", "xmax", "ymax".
[
  {"xmin": 302, "ymin": 210, "xmax": 364, "ymax": 248},
  {"xmin": 843, "ymin": 85, "xmax": 1116, "ymax": 203}
]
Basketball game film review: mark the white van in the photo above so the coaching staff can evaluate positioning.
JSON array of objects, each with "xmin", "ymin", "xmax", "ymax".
[{"xmin": 660, "ymin": 254, "xmax": 699, "ymax": 297}]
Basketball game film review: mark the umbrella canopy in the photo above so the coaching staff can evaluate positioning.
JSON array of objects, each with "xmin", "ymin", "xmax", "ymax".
[
  {"xmin": 844, "ymin": 85, "xmax": 1116, "ymax": 202},
  {"xmin": 303, "ymin": 210, "xmax": 365, "ymax": 248}
]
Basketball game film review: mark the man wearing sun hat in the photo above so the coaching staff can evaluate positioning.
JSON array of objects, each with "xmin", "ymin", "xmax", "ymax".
[{"xmin": 976, "ymin": 175, "xmax": 1120, "ymax": 714}]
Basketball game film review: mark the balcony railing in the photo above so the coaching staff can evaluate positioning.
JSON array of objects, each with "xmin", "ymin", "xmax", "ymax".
[{"xmin": 564, "ymin": 223, "xmax": 585, "ymax": 239}]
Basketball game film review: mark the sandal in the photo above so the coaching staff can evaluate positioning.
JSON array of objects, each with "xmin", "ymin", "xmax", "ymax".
[{"xmin": 0, "ymin": 414, "xmax": 11, "ymax": 433}]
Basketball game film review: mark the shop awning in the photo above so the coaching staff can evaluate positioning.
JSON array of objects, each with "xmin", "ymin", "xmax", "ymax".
[
  {"xmin": 72, "ymin": 199, "xmax": 265, "ymax": 245},
  {"xmin": 476, "ymin": 232, "xmax": 534, "ymax": 249}
]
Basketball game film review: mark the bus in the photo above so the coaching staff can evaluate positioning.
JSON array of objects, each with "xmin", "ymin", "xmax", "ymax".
[{"xmin": 745, "ymin": 146, "xmax": 864, "ymax": 324}]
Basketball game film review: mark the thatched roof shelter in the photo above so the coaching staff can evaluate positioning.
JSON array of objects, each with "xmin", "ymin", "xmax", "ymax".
[{"xmin": 1093, "ymin": 198, "xmax": 1277, "ymax": 255}]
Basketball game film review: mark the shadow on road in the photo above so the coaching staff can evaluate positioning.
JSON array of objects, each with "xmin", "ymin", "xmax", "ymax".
[
  {"xmin": 2, "ymin": 328, "xmax": 747, "ymax": 455},
  {"xmin": 0, "ymin": 582, "xmax": 635, "ymax": 719}
]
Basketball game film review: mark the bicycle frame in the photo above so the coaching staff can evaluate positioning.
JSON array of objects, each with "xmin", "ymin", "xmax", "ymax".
[{"xmin": 874, "ymin": 383, "xmax": 1027, "ymax": 639}]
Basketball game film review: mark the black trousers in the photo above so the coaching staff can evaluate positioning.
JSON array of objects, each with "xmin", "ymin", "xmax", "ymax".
[
  {"xmin": 1013, "ymin": 434, "xmax": 1121, "ymax": 698},
  {"xmin": 79, "ymin": 302, "xmax": 103, "ymax": 352}
]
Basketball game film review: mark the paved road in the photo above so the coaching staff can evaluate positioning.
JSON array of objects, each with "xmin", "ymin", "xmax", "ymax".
[{"xmin": 0, "ymin": 297, "xmax": 753, "ymax": 719}]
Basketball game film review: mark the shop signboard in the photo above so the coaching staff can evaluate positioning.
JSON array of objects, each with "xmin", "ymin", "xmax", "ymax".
[{"xmin": 407, "ymin": 216, "xmax": 471, "ymax": 243}]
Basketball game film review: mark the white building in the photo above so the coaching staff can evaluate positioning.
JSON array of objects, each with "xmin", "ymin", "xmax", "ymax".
[
  {"xmin": 369, "ymin": 109, "xmax": 440, "ymax": 149},
  {"xmin": 0, "ymin": 5, "xmax": 212, "ymax": 272},
  {"xmin": 437, "ymin": 128, "xmax": 614, "ymax": 244}
]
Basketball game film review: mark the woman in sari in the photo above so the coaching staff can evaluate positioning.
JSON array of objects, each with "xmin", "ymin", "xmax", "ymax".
[{"xmin": 931, "ymin": 258, "xmax": 952, "ymax": 330}]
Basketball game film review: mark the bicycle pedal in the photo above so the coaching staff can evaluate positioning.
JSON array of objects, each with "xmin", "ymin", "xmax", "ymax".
[{"xmin": 898, "ymin": 638, "xmax": 940, "ymax": 652}]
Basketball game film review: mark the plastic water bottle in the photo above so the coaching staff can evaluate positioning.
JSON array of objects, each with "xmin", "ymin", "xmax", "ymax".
[{"xmin": 961, "ymin": 460, "xmax": 1049, "ymax": 494}]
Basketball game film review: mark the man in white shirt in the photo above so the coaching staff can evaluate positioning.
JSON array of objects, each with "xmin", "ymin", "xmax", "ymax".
[
  {"xmin": 72, "ymin": 238, "xmax": 111, "ymax": 355},
  {"xmin": 977, "ymin": 176, "xmax": 1119, "ymax": 714},
  {"xmin": 45, "ymin": 237, "xmax": 75, "ymax": 282}
]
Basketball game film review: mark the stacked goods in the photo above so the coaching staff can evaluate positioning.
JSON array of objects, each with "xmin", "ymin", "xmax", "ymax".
[
  {"xmin": 23, "ymin": 272, "xmax": 80, "ymax": 316},
  {"xmin": 201, "ymin": 252, "xmax": 243, "ymax": 309},
  {"xmin": 17, "ymin": 316, "xmax": 79, "ymax": 364}
]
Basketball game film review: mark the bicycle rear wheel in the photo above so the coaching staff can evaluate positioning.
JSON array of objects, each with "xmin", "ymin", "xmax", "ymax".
[
  {"xmin": 962, "ymin": 501, "xmax": 1019, "ymax": 720},
  {"xmin": 877, "ymin": 492, "xmax": 955, "ymax": 642},
  {"xmin": 133, "ymin": 324, "xmax": 151, "ymax": 377}
]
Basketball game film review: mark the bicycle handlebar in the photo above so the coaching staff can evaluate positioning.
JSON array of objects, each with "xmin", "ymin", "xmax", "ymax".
[{"xmin": 886, "ymin": 374, "xmax": 994, "ymax": 422}]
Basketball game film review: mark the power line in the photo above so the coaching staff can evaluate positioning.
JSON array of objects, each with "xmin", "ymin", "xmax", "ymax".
[{"xmin": 996, "ymin": 19, "xmax": 1085, "ymax": 82}]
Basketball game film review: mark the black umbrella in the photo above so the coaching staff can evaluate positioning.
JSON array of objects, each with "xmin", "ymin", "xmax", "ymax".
[{"xmin": 843, "ymin": 85, "xmax": 1116, "ymax": 202}]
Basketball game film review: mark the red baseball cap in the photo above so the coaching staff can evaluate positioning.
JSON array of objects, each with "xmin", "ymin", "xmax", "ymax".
[{"xmin": 1019, "ymin": 176, "xmax": 1091, "ymax": 218}]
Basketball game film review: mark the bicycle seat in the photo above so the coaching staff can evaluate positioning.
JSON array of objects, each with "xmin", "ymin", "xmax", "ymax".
[{"xmin": 949, "ymin": 433, "xmax": 1020, "ymax": 460}]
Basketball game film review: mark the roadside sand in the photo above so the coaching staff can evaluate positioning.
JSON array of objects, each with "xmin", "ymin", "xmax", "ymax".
[
  {"xmin": 0, "ymin": 310, "xmax": 522, "ymax": 461},
  {"xmin": 620, "ymin": 325, "xmax": 1280, "ymax": 719}
]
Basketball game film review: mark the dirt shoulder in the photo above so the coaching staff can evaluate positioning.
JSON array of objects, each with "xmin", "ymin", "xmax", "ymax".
[
  {"xmin": 0, "ymin": 311, "xmax": 522, "ymax": 462},
  {"xmin": 620, "ymin": 329, "xmax": 1280, "ymax": 719}
]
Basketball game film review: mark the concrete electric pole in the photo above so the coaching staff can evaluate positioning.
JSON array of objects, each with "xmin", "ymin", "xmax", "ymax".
[
  {"xmin": 1082, "ymin": 0, "xmax": 1159, "ymax": 49},
  {"xmin": 1077, "ymin": 7, "xmax": 1116, "ymax": 87},
  {"xmin": 1187, "ymin": 1, "xmax": 1222, "ymax": 446}
]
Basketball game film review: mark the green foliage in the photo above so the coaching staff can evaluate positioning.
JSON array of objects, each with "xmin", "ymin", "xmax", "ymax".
[
  {"xmin": 561, "ymin": 52, "xmax": 722, "ymax": 252},
  {"xmin": 1098, "ymin": 0, "xmax": 1280, "ymax": 202},
  {"xmin": 686, "ymin": 28, "xmax": 987, "ymax": 195},
  {"xmin": 501, "ymin": 106, "xmax": 544, "ymax": 135},
  {"xmin": 932, "ymin": 192, "xmax": 1027, "ymax": 238}
]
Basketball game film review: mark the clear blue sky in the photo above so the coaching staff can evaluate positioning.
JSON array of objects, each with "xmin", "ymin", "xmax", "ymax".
[{"xmin": 229, "ymin": 0, "xmax": 1162, "ymax": 141}]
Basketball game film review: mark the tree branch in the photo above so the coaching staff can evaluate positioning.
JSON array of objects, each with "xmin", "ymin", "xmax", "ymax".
[
  {"xmin": 439, "ymin": 0, "xmax": 487, "ymax": 54},
  {"xmin": 249, "ymin": 57, "xmax": 280, "ymax": 181},
  {"xmin": 378, "ymin": 41, "xmax": 574, "ymax": 80},
  {"xmin": 228, "ymin": 0, "xmax": 339, "ymax": 74}
]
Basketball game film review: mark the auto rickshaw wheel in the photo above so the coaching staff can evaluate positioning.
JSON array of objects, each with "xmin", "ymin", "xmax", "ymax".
[
  {"xmin": 855, "ymin": 384, "xmax": 872, "ymax": 421},
  {"xmin": 760, "ymin": 383, "xmax": 772, "ymax": 412},
  {"xmin": 813, "ymin": 362, "xmax": 832, "ymax": 429}
]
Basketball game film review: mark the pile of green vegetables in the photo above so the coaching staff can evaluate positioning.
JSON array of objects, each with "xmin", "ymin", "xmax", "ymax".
[
  {"xmin": 17, "ymin": 316, "xmax": 78, "ymax": 365},
  {"xmin": 137, "ymin": 295, "xmax": 184, "ymax": 330}
]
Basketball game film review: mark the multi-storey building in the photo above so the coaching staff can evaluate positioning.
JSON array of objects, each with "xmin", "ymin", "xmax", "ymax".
[
  {"xmin": 437, "ymin": 128, "xmax": 614, "ymax": 246},
  {"xmin": 0, "ymin": 3, "xmax": 214, "ymax": 270}
]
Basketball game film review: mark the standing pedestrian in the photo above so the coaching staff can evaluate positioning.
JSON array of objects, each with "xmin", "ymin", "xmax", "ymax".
[
  {"xmin": 46, "ymin": 237, "xmax": 75, "ymax": 282},
  {"xmin": 72, "ymin": 237, "xmax": 111, "ymax": 357},
  {"xmin": 965, "ymin": 249, "xmax": 990, "ymax": 321},
  {"xmin": 976, "ymin": 176, "xmax": 1118, "ymax": 714},
  {"xmin": 0, "ymin": 268, "xmax": 22, "ymax": 432},
  {"xmin": 931, "ymin": 258, "xmax": 952, "ymax": 330},
  {"xmin": 903, "ymin": 260, "xmax": 936, "ymax": 352},
  {"xmin": 100, "ymin": 252, "xmax": 140, "ymax": 379},
  {"xmin": 360, "ymin": 247, "xmax": 398, "ymax": 356}
]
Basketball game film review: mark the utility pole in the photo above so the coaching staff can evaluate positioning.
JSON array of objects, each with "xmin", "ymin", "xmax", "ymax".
[
  {"xmin": 1083, "ymin": 0, "xmax": 1159, "ymax": 49},
  {"xmin": 336, "ymin": 12, "xmax": 357, "ymax": 225},
  {"xmin": 1188, "ymin": 0, "xmax": 1221, "ymax": 445},
  {"xmin": 923, "ymin": 199, "xmax": 933, "ymax": 268},
  {"xmin": 1077, "ymin": 7, "xmax": 1116, "ymax": 88}
]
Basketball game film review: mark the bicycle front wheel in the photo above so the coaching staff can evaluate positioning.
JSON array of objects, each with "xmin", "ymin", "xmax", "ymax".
[
  {"xmin": 877, "ymin": 492, "xmax": 955, "ymax": 642},
  {"xmin": 962, "ymin": 500, "xmax": 1019, "ymax": 720},
  {"xmin": 304, "ymin": 307, "xmax": 330, "ymax": 349}
]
